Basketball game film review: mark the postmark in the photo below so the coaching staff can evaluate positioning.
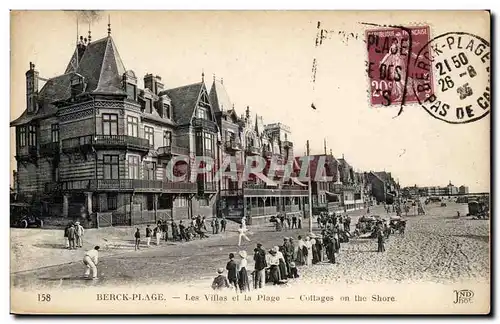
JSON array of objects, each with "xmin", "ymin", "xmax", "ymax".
[
  {"xmin": 413, "ymin": 32, "xmax": 490, "ymax": 124},
  {"xmin": 366, "ymin": 25, "xmax": 432, "ymax": 107}
]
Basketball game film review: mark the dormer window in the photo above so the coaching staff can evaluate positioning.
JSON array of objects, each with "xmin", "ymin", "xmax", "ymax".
[
  {"xmin": 123, "ymin": 70, "xmax": 138, "ymax": 101},
  {"xmin": 164, "ymin": 103, "xmax": 171, "ymax": 119},
  {"xmin": 70, "ymin": 74, "xmax": 84, "ymax": 97},
  {"xmin": 197, "ymin": 107, "xmax": 209, "ymax": 120},
  {"xmin": 126, "ymin": 83, "xmax": 137, "ymax": 101},
  {"xmin": 145, "ymin": 98, "xmax": 152, "ymax": 114}
]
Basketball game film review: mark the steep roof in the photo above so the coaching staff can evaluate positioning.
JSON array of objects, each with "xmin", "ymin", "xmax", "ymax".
[
  {"xmin": 10, "ymin": 73, "xmax": 73, "ymax": 126},
  {"xmin": 294, "ymin": 154, "xmax": 339, "ymax": 180},
  {"xmin": 209, "ymin": 79, "xmax": 232, "ymax": 113},
  {"xmin": 161, "ymin": 82, "xmax": 204, "ymax": 125},
  {"xmin": 76, "ymin": 36, "xmax": 126, "ymax": 95},
  {"xmin": 11, "ymin": 36, "xmax": 127, "ymax": 127}
]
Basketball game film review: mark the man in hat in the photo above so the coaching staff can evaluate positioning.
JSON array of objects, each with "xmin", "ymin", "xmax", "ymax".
[
  {"xmin": 253, "ymin": 243, "xmax": 267, "ymax": 289},
  {"xmin": 211, "ymin": 268, "xmax": 230, "ymax": 290},
  {"xmin": 226, "ymin": 253, "xmax": 238, "ymax": 292},
  {"xmin": 146, "ymin": 225, "xmax": 152, "ymax": 246},
  {"xmin": 83, "ymin": 246, "xmax": 100, "ymax": 279},
  {"xmin": 282, "ymin": 237, "xmax": 293, "ymax": 277},
  {"xmin": 75, "ymin": 221, "xmax": 84, "ymax": 248}
]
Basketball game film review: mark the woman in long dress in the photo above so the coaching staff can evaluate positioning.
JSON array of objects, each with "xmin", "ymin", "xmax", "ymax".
[
  {"xmin": 296, "ymin": 236, "xmax": 305, "ymax": 266},
  {"xmin": 267, "ymin": 249, "xmax": 281, "ymax": 285},
  {"xmin": 237, "ymin": 251, "xmax": 250, "ymax": 292},
  {"xmin": 311, "ymin": 236, "xmax": 319, "ymax": 264},
  {"xmin": 275, "ymin": 246, "xmax": 288, "ymax": 280},
  {"xmin": 304, "ymin": 237, "xmax": 313, "ymax": 266}
]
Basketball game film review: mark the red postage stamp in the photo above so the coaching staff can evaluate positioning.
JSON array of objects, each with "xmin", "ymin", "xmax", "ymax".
[{"xmin": 366, "ymin": 25, "xmax": 433, "ymax": 107}]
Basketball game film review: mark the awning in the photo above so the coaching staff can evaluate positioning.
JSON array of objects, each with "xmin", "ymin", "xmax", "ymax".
[{"xmin": 291, "ymin": 177, "xmax": 308, "ymax": 187}]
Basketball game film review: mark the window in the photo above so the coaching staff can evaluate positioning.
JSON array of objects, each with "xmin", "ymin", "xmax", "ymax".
[
  {"xmin": 163, "ymin": 130, "xmax": 172, "ymax": 147},
  {"xmin": 127, "ymin": 116, "xmax": 138, "ymax": 137},
  {"xmin": 164, "ymin": 104, "xmax": 171, "ymax": 119},
  {"xmin": 144, "ymin": 162, "xmax": 156, "ymax": 180},
  {"xmin": 145, "ymin": 98, "xmax": 152, "ymax": 114},
  {"xmin": 146, "ymin": 194, "xmax": 154, "ymax": 210},
  {"xmin": 197, "ymin": 107, "xmax": 209, "ymax": 119},
  {"xmin": 145, "ymin": 126, "xmax": 154, "ymax": 147},
  {"xmin": 51, "ymin": 124, "xmax": 59, "ymax": 143},
  {"xmin": 103, "ymin": 155, "xmax": 119, "ymax": 179},
  {"xmin": 28, "ymin": 125, "xmax": 37, "ymax": 146},
  {"xmin": 18, "ymin": 126, "xmax": 26, "ymax": 147},
  {"xmin": 204, "ymin": 132, "xmax": 214, "ymax": 152},
  {"xmin": 128, "ymin": 155, "xmax": 140, "ymax": 179},
  {"xmin": 199, "ymin": 197, "xmax": 209, "ymax": 206},
  {"xmin": 107, "ymin": 193, "xmax": 118, "ymax": 211},
  {"xmin": 126, "ymin": 83, "xmax": 136, "ymax": 101},
  {"xmin": 102, "ymin": 114, "xmax": 118, "ymax": 136},
  {"xmin": 174, "ymin": 196, "xmax": 188, "ymax": 208}
]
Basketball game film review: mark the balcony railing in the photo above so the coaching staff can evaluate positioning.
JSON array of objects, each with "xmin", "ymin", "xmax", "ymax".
[
  {"xmin": 245, "ymin": 145, "xmax": 261, "ymax": 156},
  {"xmin": 16, "ymin": 144, "xmax": 37, "ymax": 159},
  {"xmin": 157, "ymin": 145, "xmax": 190, "ymax": 157},
  {"xmin": 224, "ymin": 140, "xmax": 242, "ymax": 152},
  {"xmin": 192, "ymin": 118, "xmax": 218, "ymax": 132},
  {"xmin": 244, "ymin": 184, "xmax": 308, "ymax": 197},
  {"xmin": 61, "ymin": 179, "xmax": 198, "ymax": 193},
  {"xmin": 39, "ymin": 142, "xmax": 60, "ymax": 156},
  {"xmin": 62, "ymin": 135, "xmax": 150, "ymax": 153},
  {"xmin": 330, "ymin": 183, "xmax": 359, "ymax": 193},
  {"xmin": 220, "ymin": 189, "xmax": 243, "ymax": 196}
]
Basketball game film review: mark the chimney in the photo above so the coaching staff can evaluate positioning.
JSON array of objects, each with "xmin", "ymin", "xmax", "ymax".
[
  {"xmin": 25, "ymin": 61, "xmax": 39, "ymax": 113},
  {"xmin": 246, "ymin": 106, "xmax": 250, "ymax": 120},
  {"xmin": 144, "ymin": 74, "xmax": 163, "ymax": 95},
  {"xmin": 77, "ymin": 36, "xmax": 87, "ymax": 62}
]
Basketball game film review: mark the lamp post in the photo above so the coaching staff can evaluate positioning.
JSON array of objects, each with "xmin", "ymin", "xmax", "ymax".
[{"xmin": 306, "ymin": 140, "xmax": 313, "ymax": 233}]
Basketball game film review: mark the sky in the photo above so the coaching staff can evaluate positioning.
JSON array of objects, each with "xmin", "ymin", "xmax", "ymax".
[{"xmin": 9, "ymin": 10, "xmax": 490, "ymax": 192}]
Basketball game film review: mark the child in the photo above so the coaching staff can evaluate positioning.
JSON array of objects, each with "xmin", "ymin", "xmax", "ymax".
[
  {"xmin": 289, "ymin": 262, "xmax": 299, "ymax": 278},
  {"xmin": 211, "ymin": 268, "xmax": 230, "ymax": 290},
  {"xmin": 134, "ymin": 228, "xmax": 141, "ymax": 251}
]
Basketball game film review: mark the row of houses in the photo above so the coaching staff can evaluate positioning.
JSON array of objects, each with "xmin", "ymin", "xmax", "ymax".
[
  {"xmin": 10, "ymin": 29, "xmax": 401, "ymax": 226},
  {"xmin": 402, "ymin": 182, "xmax": 469, "ymax": 197}
]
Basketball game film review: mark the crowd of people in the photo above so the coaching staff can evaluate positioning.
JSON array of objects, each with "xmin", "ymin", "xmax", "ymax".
[
  {"xmin": 63, "ymin": 221, "xmax": 85, "ymax": 249},
  {"xmin": 211, "ymin": 228, "xmax": 347, "ymax": 291},
  {"xmin": 132, "ymin": 215, "xmax": 229, "ymax": 250}
]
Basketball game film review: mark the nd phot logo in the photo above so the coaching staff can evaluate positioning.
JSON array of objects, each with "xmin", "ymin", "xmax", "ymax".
[{"xmin": 453, "ymin": 289, "xmax": 474, "ymax": 304}]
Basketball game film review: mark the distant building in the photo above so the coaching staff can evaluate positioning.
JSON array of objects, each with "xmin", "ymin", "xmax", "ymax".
[
  {"xmin": 459, "ymin": 185, "xmax": 469, "ymax": 195},
  {"xmin": 364, "ymin": 171, "xmax": 399, "ymax": 204}
]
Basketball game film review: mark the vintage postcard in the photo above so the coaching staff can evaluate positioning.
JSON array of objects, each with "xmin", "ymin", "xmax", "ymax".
[{"xmin": 10, "ymin": 10, "xmax": 490, "ymax": 314}]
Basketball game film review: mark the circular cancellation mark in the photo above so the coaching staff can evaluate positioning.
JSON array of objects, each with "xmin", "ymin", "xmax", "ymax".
[{"xmin": 413, "ymin": 32, "xmax": 490, "ymax": 124}]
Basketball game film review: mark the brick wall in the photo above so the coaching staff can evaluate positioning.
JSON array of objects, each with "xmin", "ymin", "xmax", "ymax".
[
  {"xmin": 59, "ymin": 153, "xmax": 96, "ymax": 180},
  {"xmin": 60, "ymin": 118, "xmax": 94, "ymax": 140}
]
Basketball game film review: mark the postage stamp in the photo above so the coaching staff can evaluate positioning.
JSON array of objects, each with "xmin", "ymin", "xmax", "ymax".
[
  {"xmin": 366, "ymin": 25, "xmax": 432, "ymax": 107},
  {"xmin": 413, "ymin": 32, "xmax": 490, "ymax": 124},
  {"xmin": 9, "ymin": 10, "xmax": 490, "ymax": 315}
]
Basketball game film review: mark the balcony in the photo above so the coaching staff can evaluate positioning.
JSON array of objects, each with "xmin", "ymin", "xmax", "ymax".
[
  {"xmin": 220, "ymin": 189, "xmax": 243, "ymax": 197},
  {"xmin": 62, "ymin": 135, "xmax": 150, "ymax": 153},
  {"xmin": 330, "ymin": 183, "xmax": 359, "ymax": 193},
  {"xmin": 39, "ymin": 142, "xmax": 60, "ymax": 157},
  {"xmin": 93, "ymin": 135, "xmax": 151, "ymax": 152},
  {"xmin": 192, "ymin": 117, "xmax": 218, "ymax": 132},
  {"xmin": 282, "ymin": 140, "xmax": 293, "ymax": 148},
  {"xmin": 224, "ymin": 140, "xmax": 242, "ymax": 152},
  {"xmin": 15, "ymin": 145, "xmax": 37, "ymax": 162},
  {"xmin": 157, "ymin": 145, "xmax": 190, "ymax": 157},
  {"xmin": 61, "ymin": 179, "xmax": 198, "ymax": 193},
  {"xmin": 197, "ymin": 180, "xmax": 218, "ymax": 194},
  {"xmin": 245, "ymin": 145, "xmax": 261, "ymax": 156},
  {"xmin": 243, "ymin": 184, "xmax": 308, "ymax": 197}
]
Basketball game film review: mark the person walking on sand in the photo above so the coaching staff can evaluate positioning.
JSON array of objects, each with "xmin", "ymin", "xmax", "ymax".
[
  {"xmin": 75, "ymin": 221, "xmax": 84, "ymax": 248},
  {"xmin": 237, "ymin": 224, "xmax": 251, "ymax": 246},
  {"xmin": 221, "ymin": 217, "xmax": 227, "ymax": 232},
  {"xmin": 83, "ymin": 246, "xmax": 100, "ymax": 280},
  {"xmin": 377, "ymin": 226, "xmax": 385, "ymax": 253},
  {"xmin": 253, "ymin": 243, "xmax": 267, "ymax": 289},
  {"xmin": 134, "ymin": 228, "xmax": 141, "ymax": 251},
  {"xmin": 146, "ymin": 225, "xmax": 152, "ymax": 246},
  {"xmin": 67, "ymin": 224, "xmax": 76, "ymax": 250}
]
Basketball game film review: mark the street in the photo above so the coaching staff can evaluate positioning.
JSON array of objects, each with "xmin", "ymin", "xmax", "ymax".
[{"xmin": 11, "ymin": 202, "xmax": 489, "ymax": 290}]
